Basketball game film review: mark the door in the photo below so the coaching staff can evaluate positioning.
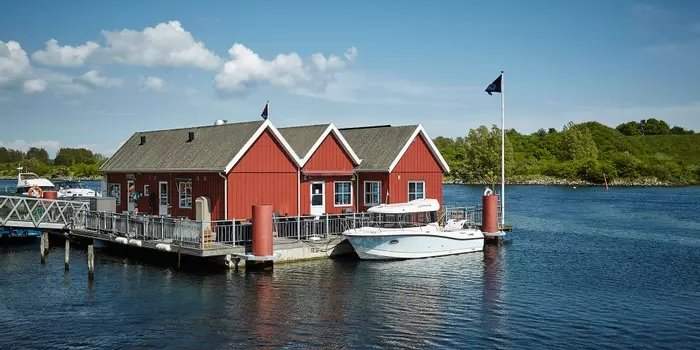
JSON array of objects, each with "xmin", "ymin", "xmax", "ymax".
[
  {"xmin": 127, "ymin": 180, "xmax": 136, "ymax": 212},
  {"xmin": 310, "ymin": 181, "xmax": 325, "ymax": 216},
  {"xmin": 158, "ymin": 181, "xmax": 169, "ymax": 216}
]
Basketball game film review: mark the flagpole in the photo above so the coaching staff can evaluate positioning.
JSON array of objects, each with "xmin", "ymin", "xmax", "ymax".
[{"xmin": 500, "ymin": 70, "xmax": 505, "ymax": 228}]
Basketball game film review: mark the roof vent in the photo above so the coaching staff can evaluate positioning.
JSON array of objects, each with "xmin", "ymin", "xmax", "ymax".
[
  {"xmin": 187, "ymin": 131, "xmax": 195, "ymax": 143},
  {"xmin": 214, "ymin": 119, "xmax": 227, "ymax": 126},
  {"xmin": 139, "ymin": 135, "xmax": 146, "ymax": 145}
]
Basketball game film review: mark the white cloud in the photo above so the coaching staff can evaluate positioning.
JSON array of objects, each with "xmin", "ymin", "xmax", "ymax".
[
  {"xmin": 214, "ymin": 44, "xmax": 357, "ymax": 94},
  {"xmin": 74, "ymin": 70, "xmax": 122, "ymax": 89},
  {"xmin": 101, "ymin": 20, "xmax": 221, "ymax": 70},
  {"xmin": 142, "ymin": 76, "xmax": 164, "ymax": 91},
  {"xmin": 23, "ymin": 79, "xmax": 48, "ymax": 94},
  {"xmin": 31, "ymin": 39, "xmax": 99, "ymax": 67},
  {"xmin": 0, "ymin": 40, "xmax": 31, "ymax": 87}
]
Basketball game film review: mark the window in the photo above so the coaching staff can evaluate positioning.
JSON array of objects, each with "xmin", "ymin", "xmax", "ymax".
[
  {"xmin": 178, "ymin": 181, "xmax": 192, "ymax": 209},
  {"xmin": 143, "ymin": 185, "xmax": 150, "ymax": 197},
  {"xmin": 364, "ymin": 181, "xmax": 381, "ymax": 206},
  {"xmin": 108, "ymin": 183, "xmax": 121, "ymax": 205},
  {"xmin": 159, "ymin": 182, "xmax": 168, "ymax": 206},
  {"xmin": 408, "ymin": 181, "xmax": 425, "ymax": 201},
  {"xmin": 334, "ymin": 181, "xmax": 352, "ymax": 207}
]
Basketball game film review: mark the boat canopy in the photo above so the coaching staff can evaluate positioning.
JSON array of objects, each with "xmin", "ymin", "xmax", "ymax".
[{"xmin": 367, "ymin": 198, "xmax": 440, "ymax": 214}]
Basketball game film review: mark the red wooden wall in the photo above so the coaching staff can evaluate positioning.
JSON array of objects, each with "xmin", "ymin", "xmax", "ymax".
[
  {"xmin": 106, "ymin": 172, "xmax": 225, "ymax": 220},
  {"xmin": 356, "ymin": 172, "xmax": 390, "ymax": 212},
  {"xmin": 300, "ymin": 134, "xmax": 356, "ymax": 215},
  {"xmin": 228, "ymin": 129, "xmax": 298, "ymax": 219},
  {"xmin": 389, "ymin": 134, "xmax": 444, "ymax": 204}
]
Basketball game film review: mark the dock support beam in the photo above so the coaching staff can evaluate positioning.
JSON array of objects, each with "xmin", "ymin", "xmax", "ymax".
[
  {"xmin": 40, "ymin": 232, "xmax": 49, "ymax": 264},
  {"xmin": 64, "ymin": 238, "xmax": 70, "ymax": 271},
  {"xmin": 87, "ymin": 244, "xmax": 95, "ymax": 280}
]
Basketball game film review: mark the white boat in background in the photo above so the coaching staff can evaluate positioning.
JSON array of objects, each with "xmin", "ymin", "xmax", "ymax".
[
  {"xmin": 343, "ymin": 199, "xmax": 484, "ymax": 260},
  {"xmin": 54, "ymin": 180, "xmax": 101, "ymax": 198},
  {"xmin": 16, "ymin": 170, "xmax": 55, "ymax": 196}
]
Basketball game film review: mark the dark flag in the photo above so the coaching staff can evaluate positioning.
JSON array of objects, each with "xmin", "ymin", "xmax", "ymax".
[
  {"xmin": 260, "ymin": 101, "xmax": 269, "ymax": 120},
  {"xmin": 485, "ymin": 74, "xmax": 502, "ymax": 95}
]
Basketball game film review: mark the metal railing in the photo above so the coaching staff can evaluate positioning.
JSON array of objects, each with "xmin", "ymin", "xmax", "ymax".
[
  {"xmin": 0, "ymin": 195, "xmax": 89, "ymax": 229},
  {"xmin": 77, "ymin": 212, "xmax": 253, "ymax": 249},
  {"xmin": 1, "ymin": 193, "xmax": 494, "ymax": 250}
]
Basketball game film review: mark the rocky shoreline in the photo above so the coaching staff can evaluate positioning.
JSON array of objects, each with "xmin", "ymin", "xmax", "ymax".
[{"xmin": 445, "ymin": 175, "xmax": 688, "ymax": 187}]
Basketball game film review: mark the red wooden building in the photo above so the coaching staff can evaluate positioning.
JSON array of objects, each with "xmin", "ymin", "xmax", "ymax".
[
  {"xmin": 340, "ymin": 125, "xmax": 450, "ymax": 212},
  {"xmin": 102, "ymin": 120, "xmax": 448, "ymax": 221}
]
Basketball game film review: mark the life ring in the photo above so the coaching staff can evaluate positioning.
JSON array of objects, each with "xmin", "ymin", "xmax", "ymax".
[
  {"xmin": 483, "ymin": 187, "xmax": 493, "ymax": 196},
  {"xmin": 27, "ymin": 186, "xmax": 43, "ymax": 198}
]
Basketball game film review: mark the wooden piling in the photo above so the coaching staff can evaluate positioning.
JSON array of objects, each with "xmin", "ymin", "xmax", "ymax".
[
  {"xmin": 64, "ymin": 238, "xmax": 70, "ymax": 271},
  {"xmin": 177, "ymin": 250, "xmax": 181, "ymax": 270},
  {"xmin": 87, "ymin": 244, "xmax": 95, "ymax": 279},
  {"xmin": 40, "ymin": 232, "xmax": 48, "ymax": 264}
]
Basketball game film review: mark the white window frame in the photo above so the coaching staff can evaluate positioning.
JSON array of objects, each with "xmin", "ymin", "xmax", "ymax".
[
  {"xmin": 143, "ymin": 184, "xmax": 150, "ymax": 197},
  {"xmin": 364, "ymin": 181, "xmax": 381, "ymax": 206},
  {"xmin": 178, "ymin": 180, "xmax": 193, "ymax": 209},
  {"xmin": 127, "ymin": 179, "xmax": 136, "ymax": 202},
  {"xmin": 159, "ymin": 181, "xmax": 169, "ymax": 206},
  {"xmin": 108, "ymin": 183, "xmax": 121, "ymax": 205},
  {"xmin": 408, "ymin": 180, "xmax": 425, "ymax": 201},
  {"xmin": 333, "ymin": 181, "xmax": 353, "ymax": 207}
]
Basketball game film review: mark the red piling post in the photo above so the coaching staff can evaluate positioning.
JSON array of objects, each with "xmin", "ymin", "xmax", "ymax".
[
  {"xmin": 252, "ymin": 205, "xmax": 273, "ymax": 257},
  {"xmin": 482, "ymin": 194, "xmax": 499, "ymax": 234}
]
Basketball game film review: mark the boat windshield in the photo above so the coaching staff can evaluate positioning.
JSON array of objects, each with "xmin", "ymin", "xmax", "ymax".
[
  {"xmin": 56, "ymin": 181, "xmax": 83, "ymax": 189},
  {"xmin": 20, "ymin": 173, "xmax": 40, "ymax": 180},
  {"xmin": 367, "ymin": 211, "xmax": 438, "ymax": 228}
]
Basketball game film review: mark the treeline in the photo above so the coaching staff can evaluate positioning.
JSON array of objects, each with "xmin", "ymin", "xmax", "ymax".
[
  {"xmin": 0, "ymin": 147, "xmax": 106, "ymax": 178},
  {"xmin": 434, "ymin": 119, "xmax": 700, "ymax": 185}
]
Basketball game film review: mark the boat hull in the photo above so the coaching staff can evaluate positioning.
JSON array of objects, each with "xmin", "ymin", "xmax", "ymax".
[{"xmin": 343, "ymin": 229, "xmax": 484, "ymax": 260}]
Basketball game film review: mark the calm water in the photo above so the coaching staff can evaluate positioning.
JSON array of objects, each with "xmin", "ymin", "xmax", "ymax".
[{"xmin": 1, "ymin": 183, "xmax": 699, "ymax": 349}]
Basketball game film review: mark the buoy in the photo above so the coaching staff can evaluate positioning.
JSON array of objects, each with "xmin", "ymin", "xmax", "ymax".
[
  {"xmin": 481, "ymin": 188, "xmax": 499, "ymax": 234},
  {"xmin": 252, "ymin": 205, "xmax": 273, "ymax": 257}
]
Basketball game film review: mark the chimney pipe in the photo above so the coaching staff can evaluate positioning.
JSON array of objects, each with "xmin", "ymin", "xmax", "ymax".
[
  {"xmin": 187, "ymin": 131, "xmax": 195, "ymax": 142},
  {"xmin": 139, "ymin": 135, "xmax": 146, "ymax": 145}
]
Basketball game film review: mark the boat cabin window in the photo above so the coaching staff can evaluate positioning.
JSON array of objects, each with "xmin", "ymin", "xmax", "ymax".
[
  {"xmin": 364, "ymin": 181, "xmax": 381, "ymax": 206},
  {"xmin": 408, "ymin": 181, "xmax": 425, "ymax": 201}
]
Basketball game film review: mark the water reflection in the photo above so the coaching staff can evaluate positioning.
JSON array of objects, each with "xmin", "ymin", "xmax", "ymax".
[{"xmin": 482, "ymin": 242, "xmax": 508, "ymax": 346}]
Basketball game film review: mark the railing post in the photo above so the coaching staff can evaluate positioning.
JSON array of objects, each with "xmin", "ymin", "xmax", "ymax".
[
  {"xmin": 325, "ymin": 214, "xmax": 329, "ymax": 238},
  {"xmin": 161, "ymin": 217, "xmax": 164, "ymax": 240},
  {"xmin": 296, "ymin": 216, "xmax": 300, "ymax": 241}
]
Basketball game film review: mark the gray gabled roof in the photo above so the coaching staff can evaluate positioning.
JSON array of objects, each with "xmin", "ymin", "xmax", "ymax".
[
  {"xmin": 340, "ymin": 125, "xmax": 418, "ymax": 171},
  {"xmin": 278, "ymin": 124, "xmax": 330, "ymax": 159},
  {"xmin": 101, "ymin": 120, "xmax": 264, "ymax": 172}
]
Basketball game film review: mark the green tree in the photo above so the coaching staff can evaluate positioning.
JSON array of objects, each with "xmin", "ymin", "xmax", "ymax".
[
  {"xmin": 26, "ymin": 147, "xmax": 49, "ymax": 163},
  {"xmin": 54, "ymin": 148, "xmax": 98, "ymax": 166},
  {"xmin": 616, "ymin": 121, "xmax": 642, "ymax": 136},
  {"xmin": 640, "ymin": 118, "xmax": 670, "ymax": 135}
]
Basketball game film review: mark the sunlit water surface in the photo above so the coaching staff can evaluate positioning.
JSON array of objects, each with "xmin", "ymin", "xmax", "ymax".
[{"xmin": 1, "ymin": 182, "xmax": 699, "ymax": 349}]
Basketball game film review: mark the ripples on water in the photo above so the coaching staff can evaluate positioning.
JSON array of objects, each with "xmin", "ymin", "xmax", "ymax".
[{"xmin": 1, "ymin": 183, "xmax": 699, "ymax": 349}]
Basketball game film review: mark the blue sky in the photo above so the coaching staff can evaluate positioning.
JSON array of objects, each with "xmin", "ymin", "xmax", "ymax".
[{"xmin": 1, "ymin": 0, "xmax": 699, "ymax": 156}]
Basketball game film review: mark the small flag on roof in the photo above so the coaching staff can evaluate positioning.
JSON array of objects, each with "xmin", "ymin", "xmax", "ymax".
[
  {"xmin": 485, "ymin": 74, "xmax": 502, "ymax": 95},
  {"xmin": 261, "ymin": 101, "xmax": 269, "ymax": 120}
]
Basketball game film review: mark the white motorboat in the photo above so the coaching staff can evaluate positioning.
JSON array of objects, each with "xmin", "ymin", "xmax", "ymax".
[
  {"xmin": 54, "ymin": 180, "xmax": 101, "ymax": 198},
  {"xmin": 16, "ymin": 170, "xmax": 56, "ymax": 196},
  {"xmin": 343, "ymin": 199, "xmax": 484, "ymax": 260}
]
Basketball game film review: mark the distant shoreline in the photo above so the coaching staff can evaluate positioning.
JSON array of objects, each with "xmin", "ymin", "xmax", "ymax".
[{"xmin": 444, "ymin": 175, "xmax": 691, "ymax": 187}]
